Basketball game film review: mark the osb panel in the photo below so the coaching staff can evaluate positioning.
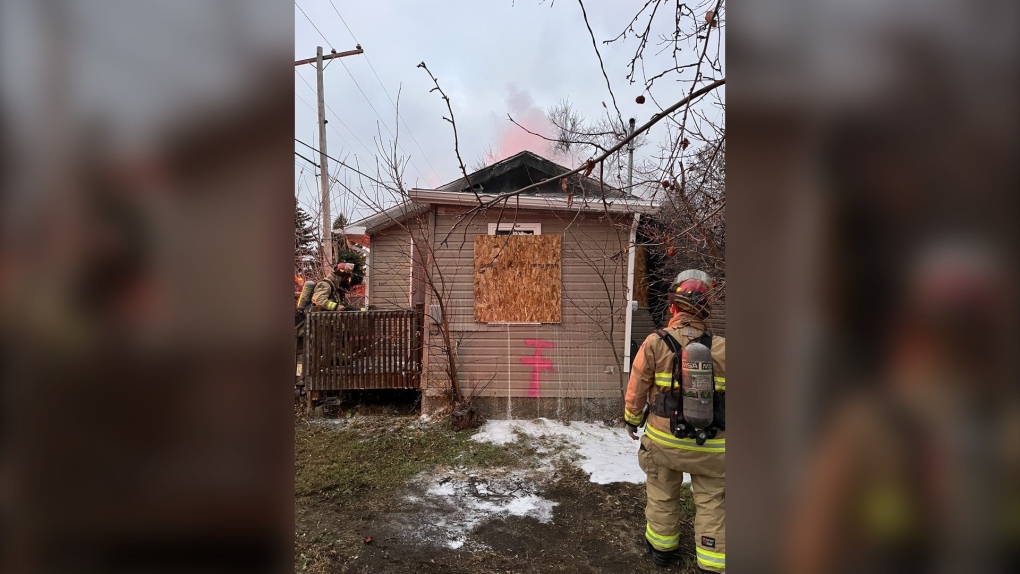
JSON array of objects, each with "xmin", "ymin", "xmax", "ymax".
[
  {"xmin": 474, "ymin": 234, "xmax": 561, "ymax": 323},
  {"xmin": 634, "ymin": 245, "xmax": 649, "ymax": 308}
]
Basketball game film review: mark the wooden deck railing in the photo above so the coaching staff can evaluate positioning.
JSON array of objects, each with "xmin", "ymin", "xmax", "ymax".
[{"xmin": 302, "ymin": 304, "xmax": 424, "ymax": 390}]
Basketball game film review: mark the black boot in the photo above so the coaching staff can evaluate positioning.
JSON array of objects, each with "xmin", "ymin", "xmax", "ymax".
[{"xmin": 645, "ymin": 539, "xmax": 677, "ymax": 568}]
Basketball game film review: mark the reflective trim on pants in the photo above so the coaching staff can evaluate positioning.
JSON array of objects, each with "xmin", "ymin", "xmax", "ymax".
[
  {"xmin": 713, "ymin": 375, "xmax": 726, "ymax": 391},
  {"xmin": 696, "ymin": 547, "xmax": 725, "ymax": 570},
  {"xmin": 645, "ymin": 523, "xmax": 680, "ymax": 551},
  {"xmin": 645, "ymin": 424, "xmax": 726, "ymax": 453}
]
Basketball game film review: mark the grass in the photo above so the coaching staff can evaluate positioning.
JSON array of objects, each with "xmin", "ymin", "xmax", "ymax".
[{"xmin": 295, "ymin": 416, "xmax": 536, "ymax": 498}]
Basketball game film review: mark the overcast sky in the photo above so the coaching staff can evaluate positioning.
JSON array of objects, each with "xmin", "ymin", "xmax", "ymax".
[{"xmin": 294, "ymin": 0, "xmax": 724, "ymax": 225}]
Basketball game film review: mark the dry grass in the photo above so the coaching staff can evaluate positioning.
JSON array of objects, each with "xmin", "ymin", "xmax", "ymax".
[{"xmin": 295, "ymin": 416, "xmax": 701, "ymax": 574}]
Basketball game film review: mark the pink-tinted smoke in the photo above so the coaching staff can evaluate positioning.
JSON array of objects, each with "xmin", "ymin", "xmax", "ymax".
[{"xmin": 493, "ymin": 84, "xmax": 564, "ymax": 163}]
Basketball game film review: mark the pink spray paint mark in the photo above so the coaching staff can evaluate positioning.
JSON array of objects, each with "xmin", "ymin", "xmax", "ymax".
[{"xmin": 520, "ymin": 339, "xmax": 555, "ymax": 398}]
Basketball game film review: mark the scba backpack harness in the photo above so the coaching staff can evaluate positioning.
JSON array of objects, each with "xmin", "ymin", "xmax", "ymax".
[{"xmin": 650, "ymin": 328, "xmax": 725, "ymax": 445}]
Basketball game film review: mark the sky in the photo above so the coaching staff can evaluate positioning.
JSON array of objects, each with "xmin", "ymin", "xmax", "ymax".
[{"xmin": 294, "ymin": 0, "xmax": 725, "ymax": 227}]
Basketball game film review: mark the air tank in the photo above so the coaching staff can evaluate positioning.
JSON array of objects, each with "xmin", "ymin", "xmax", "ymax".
[
  {"xmin": 681, "ymin": 341, "xmax": 714, "ymax": 430},
  {"xmin": 297, "ymin": 280, "xmax": 316, "ymax": 309}
]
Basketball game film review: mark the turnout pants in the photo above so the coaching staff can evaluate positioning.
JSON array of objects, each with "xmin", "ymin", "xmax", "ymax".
[{"xmin": 638, "ymin": 426, "xmax": 726, "ymax": 573}]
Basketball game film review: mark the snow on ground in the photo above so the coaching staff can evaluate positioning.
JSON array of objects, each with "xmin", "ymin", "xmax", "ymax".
[
  {"xmin": 405, "ymin": 418, "xmax": 690, "ymax": 550},
  {"xmin": 404, "ymin": 468, "xmax": 557, "ymax": 551},
  {"xmin": 472, "ymin": 418, "xmax": 691, "ymax": 485}
]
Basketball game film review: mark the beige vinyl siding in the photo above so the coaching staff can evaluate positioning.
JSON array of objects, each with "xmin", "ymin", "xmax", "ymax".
[
  {"xmin": 369, "ymin": 226, "xmax": 412, "ymax": 309},
  {"xmin": 707, "ymin": 295, "xmax": 725, "ymax": 338},
  {"xmin": 426, "ymin": 207, "xmax": 633, "ymax": 399}
]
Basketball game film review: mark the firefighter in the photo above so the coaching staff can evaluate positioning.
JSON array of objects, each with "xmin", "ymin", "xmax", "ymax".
[
  {"xmin": 311, "ymin": 262, "xmax": 355, "ymax": 311},
  {"xmin": 625, "ymin": 269, "xmax": 726, "ymax": 572}
]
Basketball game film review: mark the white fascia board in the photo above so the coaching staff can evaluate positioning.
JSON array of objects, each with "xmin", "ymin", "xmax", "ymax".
[{"xmin": 408, "ymin": 189, "xmax": 657, "ymax": 214}]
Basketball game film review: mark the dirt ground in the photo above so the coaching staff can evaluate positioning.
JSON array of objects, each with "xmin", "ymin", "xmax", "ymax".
[{"xmin": 295, "ymin": 414, "xmax": 699, "ymax": 574}]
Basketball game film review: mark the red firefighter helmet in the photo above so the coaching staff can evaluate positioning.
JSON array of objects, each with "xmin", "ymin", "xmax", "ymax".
[
  {"xmin": 333, "ymin": 262, "xmax": 355, "ymax": 275},
  {"xmin": 667, "ymin": 269, "xmax": 714, "ymax": 318}
]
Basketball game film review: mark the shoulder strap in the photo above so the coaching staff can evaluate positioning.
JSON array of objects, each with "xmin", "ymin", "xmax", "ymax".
[
  {"xmin": 698, "ymin": 331, "xmax": 712, "ymax": 347},
  {"xmin": 655, "ymin": 328, "xmax": 682, "ymax": 355},
  {"xmin": 655, "ymin": 328, "xmax": 683, "ymax": 392}
]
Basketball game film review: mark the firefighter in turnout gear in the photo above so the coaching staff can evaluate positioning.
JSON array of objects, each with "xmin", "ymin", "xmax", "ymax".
[
  {"xmin": 625, "ymin": 270, "xmax": 726, "ymax": 572},
  {"xmin": 311, "ymin": 262, "xmax": 355, "ymax": 311}
]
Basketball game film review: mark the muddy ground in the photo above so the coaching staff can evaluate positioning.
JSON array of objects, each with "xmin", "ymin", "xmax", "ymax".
[{"xmin": 295, "ymin": 414, "xmax": 699, "ymax": 574}]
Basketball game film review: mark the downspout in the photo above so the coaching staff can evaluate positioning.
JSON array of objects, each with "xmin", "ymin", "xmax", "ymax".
[
  {"xmin": 623, "ymin": 212, "xmax": 640, "ymax": 373},
  {"xmin": 409, "ymin": 233, "xmax": 415, "ymax": 308},
  {"xmin": 623, "ymin": 117, "xmax": 638, "ymax": 374}
]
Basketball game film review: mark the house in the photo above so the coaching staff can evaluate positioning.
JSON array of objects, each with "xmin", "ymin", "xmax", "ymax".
[{"xmin": 348, "ymin": 151, "xmax": 664, "ymax": 418}]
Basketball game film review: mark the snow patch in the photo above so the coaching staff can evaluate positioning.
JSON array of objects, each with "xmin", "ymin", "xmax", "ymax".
[
  {"xmin": 472, "ymin": 418, "xmax": 691, "ymax": 485},
  {"xmin": 404, "ymin": 469, "xmax": 557, "ymax": 551}
]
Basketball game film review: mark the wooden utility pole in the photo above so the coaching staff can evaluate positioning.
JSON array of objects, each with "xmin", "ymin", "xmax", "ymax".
[{"xmin": 295, "ymin": 44, "xmax": 363, "ymax": 271}]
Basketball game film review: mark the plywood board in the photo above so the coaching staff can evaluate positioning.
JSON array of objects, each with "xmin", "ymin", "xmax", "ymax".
[{"xmin": 474, "ymin": 234, "xmax": 561, "ymax": 323}]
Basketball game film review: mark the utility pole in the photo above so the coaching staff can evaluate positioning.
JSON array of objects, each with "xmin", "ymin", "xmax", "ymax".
[{"xmin": 295, "ymin": 44, "xmax": 363, "ymax": 271}]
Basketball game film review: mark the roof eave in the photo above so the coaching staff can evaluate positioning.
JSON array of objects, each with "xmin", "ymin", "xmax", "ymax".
[
  {"xmin": 349, "ymin": 201, "xmax": 430, "ymax": 235},
  {"xmin": 408, "ymin": 188, "xmax": 657, "ymax": 214}
]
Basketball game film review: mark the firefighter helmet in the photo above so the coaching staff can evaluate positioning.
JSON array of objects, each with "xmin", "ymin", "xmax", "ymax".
[
  {"xmin": 333, "ymin": 262, "xmax": 355, "ymax": 275},
  {"xmin": 667, "ymin": 269, "xmax": 714, "ymax": 318}
]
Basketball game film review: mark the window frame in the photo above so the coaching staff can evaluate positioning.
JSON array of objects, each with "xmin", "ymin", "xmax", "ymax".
[{"xmin": 487, "ymin": 222, "xmax": 541, "ymax": 236}]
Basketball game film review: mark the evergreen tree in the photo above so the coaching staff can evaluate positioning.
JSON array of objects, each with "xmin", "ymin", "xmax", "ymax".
[
  {"xmin": 332, "ymin": 213, "xmax": 348, "ymax": 231},
  {"xmin": 295, "ymin": 200, "xmax": 317, "ymax": 277}
]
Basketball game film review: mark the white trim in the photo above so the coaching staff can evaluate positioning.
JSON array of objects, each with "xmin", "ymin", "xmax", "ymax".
[
  {"xmin": 487, "ymin": 222, "xmax": 541, "ymax": 235},
  {"xmin": 409, "ymin": 234, "xmax": 415, "ymax": 308},
  {"xmin": 623, "ymin": 213, "xmax": 641, "ymax": 373},
  {"xmin": 409, "ymin": 188, "xmax": 658, "ymax": 214},
  {"xmin": 365, "ymin": 246, "xmax": 371, "ymax": 305}
]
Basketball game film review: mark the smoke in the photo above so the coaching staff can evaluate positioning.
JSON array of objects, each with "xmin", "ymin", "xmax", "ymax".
[{"xmin": 492, "ymin": 84, "xmax": 565, "ymax": 164}]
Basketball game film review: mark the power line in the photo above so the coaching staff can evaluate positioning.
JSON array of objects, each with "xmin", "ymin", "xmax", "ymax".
[
  {"xmin": 327, "ymin": 0, "xmax": 442, "ymax": 183},
  {"xmin": 299, "ymin": 145, "xmax": 396, "ymax": 223},
  {"xmin": 294, "ymin": 151, "xmax": 320, "ymax": 169},
  {"xmin": 295, "ymin": 67, "xmax": 373, "ymax": 160},
  {"xmin": 294, "ymin": 2, "xmax": 333, "ymax": 50},
  {"xmin": 296, "ymin": 1, "xmax": 427, "ymax": 186},
  {"xmin": 334, "ymin": 56, "xmax": 429, "ymax": 186},
  {"xmin": 295, "ymin": 2, "xmax": 426, "ymax": 189},
  {"xmin": 295, "ymin": 138, "xmax": 388, "ymax": 188},
  {"xmin": 295, "ymin": 91, "xmax": 317, "ymax": 115}
]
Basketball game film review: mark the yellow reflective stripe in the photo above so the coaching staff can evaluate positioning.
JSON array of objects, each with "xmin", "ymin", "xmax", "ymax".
[
  {"xmin": 696, "ymin": 547, "xmax": 725, "ymax": 568},
  {"xmin": 645, "ymin": 523, "xmax": 679, "ymax": 550},
  {"xmin": 654, "ymin": 372, "xmax": 674, "ymax": 387},
  {"xmin": 624, "ymin": 409, "xmax": 643, "ymax": 426},
  {"xmin": 714, "ymin": 383, "xmax": 726, "ymax": 392},
  {"xmin": 325, "ymin": 301, "xmax": 338, "ymax": 310},
  {"xmin": 714, "ymin": 375, "xmax": 725, "ymax": 391},
  {"xmin": 645, "ymin": 425, "xmax": 726, "ymax": 453}
]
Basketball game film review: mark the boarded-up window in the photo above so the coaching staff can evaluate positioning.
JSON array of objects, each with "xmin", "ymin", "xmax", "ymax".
[{"xmin": 474, "ymin": 235, "xmax": 561, "ymax": 323}]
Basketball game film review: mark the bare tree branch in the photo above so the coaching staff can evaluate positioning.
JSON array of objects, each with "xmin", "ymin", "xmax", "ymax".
[{"xmin": 417, "ymin": 61, "xmax": 479, "ymax": 204}]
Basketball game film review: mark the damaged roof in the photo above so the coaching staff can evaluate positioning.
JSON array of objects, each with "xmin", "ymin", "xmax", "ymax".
[
  {"xmin": 351, "ymin": 151, "xmax": 656, "ymax": 235},
  {"xmin": 434, "ymin": 150, "xmax": 633, "ymax": 200}
]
